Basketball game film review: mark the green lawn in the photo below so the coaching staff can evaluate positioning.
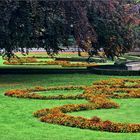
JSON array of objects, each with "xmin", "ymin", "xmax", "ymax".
[
  {"xmin": 0, "ymin": 74, "xmax": 140, "ymax": 140},
  {"xmin": 1, "ymin": 52, "xmax": 139, "ymax": 69},
  {"xmin": 0, "ymin": 52, "xmax": 114, "ymax": 69}
]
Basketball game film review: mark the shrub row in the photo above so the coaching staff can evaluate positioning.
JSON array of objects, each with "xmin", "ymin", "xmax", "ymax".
[
  {"xmin": 88, "ymin": 65, "xmax": 140, "ymax": 76},
  {"xmin": 0, "ymin": 68, "xmax": 88, "ymax": 74},
  {"xmin": 55, "ymin": 57, "xmax": 106, "ymax": 63}
]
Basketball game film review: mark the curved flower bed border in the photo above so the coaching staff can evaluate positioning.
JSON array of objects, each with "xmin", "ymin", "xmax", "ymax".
[
  {"xmin": 4, "ymin": 79, "xmax": 140, "ymax": 133},
  {"xmin": 3, "ymin": 57, "xmax": 98, "ymax": 67}
]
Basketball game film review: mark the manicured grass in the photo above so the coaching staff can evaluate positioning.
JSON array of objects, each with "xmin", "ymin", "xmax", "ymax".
[
  {"xmin": 0, "ymin": 52, "xmax": 114, "ymax": 69},
  {"xmin": 123, "ymin": 55, "xmax": 140, "ymax": 61},
  {"xmin": 0, "ymin": 74, "xmax": 140, "ymax": 140},
  {"xmin": 36, "ymin": 89, "xmax": 83, "ymax": 96},
  {"xmin": 1, "ymin": 52, "xmax": 139, "ymax": 70},
  {"xmin": 68, "ymin": 99, "xmax": 140, "ymax": 124}
]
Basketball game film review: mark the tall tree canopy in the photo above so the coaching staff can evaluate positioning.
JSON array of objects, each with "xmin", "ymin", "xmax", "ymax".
[
  {"xmin": 87, "ymin": 0, "xmax": 140, "ymax": 59},
  {"xmin": 0, "ymin": 0, "xmax": 139, "ymax": 58}
]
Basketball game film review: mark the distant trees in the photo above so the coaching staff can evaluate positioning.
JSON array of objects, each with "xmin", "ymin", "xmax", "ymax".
[{"xmin": 0, "ymin": 0, "xmax": 139, "ymax": 58}]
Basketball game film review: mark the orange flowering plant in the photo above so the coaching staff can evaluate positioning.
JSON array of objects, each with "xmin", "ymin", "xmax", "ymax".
[
  {"xmin": 4, "ymin": 79, "xmax": 140, "ymax": 133},
  {"xmin": 3, "ymin": 56, "xmax": 98, "ymax": 67}
]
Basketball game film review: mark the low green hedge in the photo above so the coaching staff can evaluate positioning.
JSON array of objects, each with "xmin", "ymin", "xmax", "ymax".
[
  {"xmin": 1, "ymin": 65, "xmax": 139, "ymax": 75},
  {"xmin": 55, "ymin": 57, "xmax": 106, "ymax": 63},
  {"xmin": 88, "ymin": 65, "xmax": 140, "ymax": 76},
  {"xmin": 0, "ymin": 67, "xmax": 89, "ymax": 74}
]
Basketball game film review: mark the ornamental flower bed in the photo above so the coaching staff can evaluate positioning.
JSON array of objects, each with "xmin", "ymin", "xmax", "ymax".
[
  {"xmin": 4, "ymin": 79, "xmax": 140, "ymax": 133},
  {"xmin": 3, "ymin": 56, "xmax": 98, "ymax": 67},
  {"xmin": 61, "ymin": 62, "xmax": 98, "ymax": 67},
  {"xmin": 3, "ymin": 57, "xmax": 38, "ymax": 65}
]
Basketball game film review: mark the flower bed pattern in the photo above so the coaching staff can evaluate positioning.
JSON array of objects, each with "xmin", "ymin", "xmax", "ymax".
[
  {"xmin": 4, "ymin": 79, "xmax": 140, "ymax": 133},
  {"xmin": 3, "ymin": 57, "xmax": 98, "ymax": 67}
]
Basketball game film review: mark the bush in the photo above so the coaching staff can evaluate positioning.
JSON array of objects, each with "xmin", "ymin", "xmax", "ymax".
[{"xmin": 88, "ymin": 65, "xmax": 140, "ymax": 76}]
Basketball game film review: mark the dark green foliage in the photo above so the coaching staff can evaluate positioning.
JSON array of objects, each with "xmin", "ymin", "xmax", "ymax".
[
  {"xmin": 0, "ymin": 0, "xmax": 71, "ymax": 56},
  {"xmin": 0, "ymin": 0, "xmax": 139, "ymax": 58},
  {"xmin": 87, "ymin": 0, "xmax": 140, "ymax": 59},
  {"xmin": 88, "ymin": 65, "xmax": 140, "ymax": 76},
  {"xmin": 0, "ymin": 1, "xmax": 33, "ymax": 57}
]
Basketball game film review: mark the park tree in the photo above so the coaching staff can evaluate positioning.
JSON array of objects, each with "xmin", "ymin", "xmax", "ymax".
[
  {"xmin": 0, "ymin": 0, "xmax": 69, "ymax": 57},
  {"xmin": 0, "ymin": 0, "xmax": 139, "ymax": 59},
  {"xmin": 0, "ymin": 0, "xmax": 34, "ymax": 57},
  {"xmin": 87, "ymin": 0, "xmax": 140, "ymax": 59}
]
